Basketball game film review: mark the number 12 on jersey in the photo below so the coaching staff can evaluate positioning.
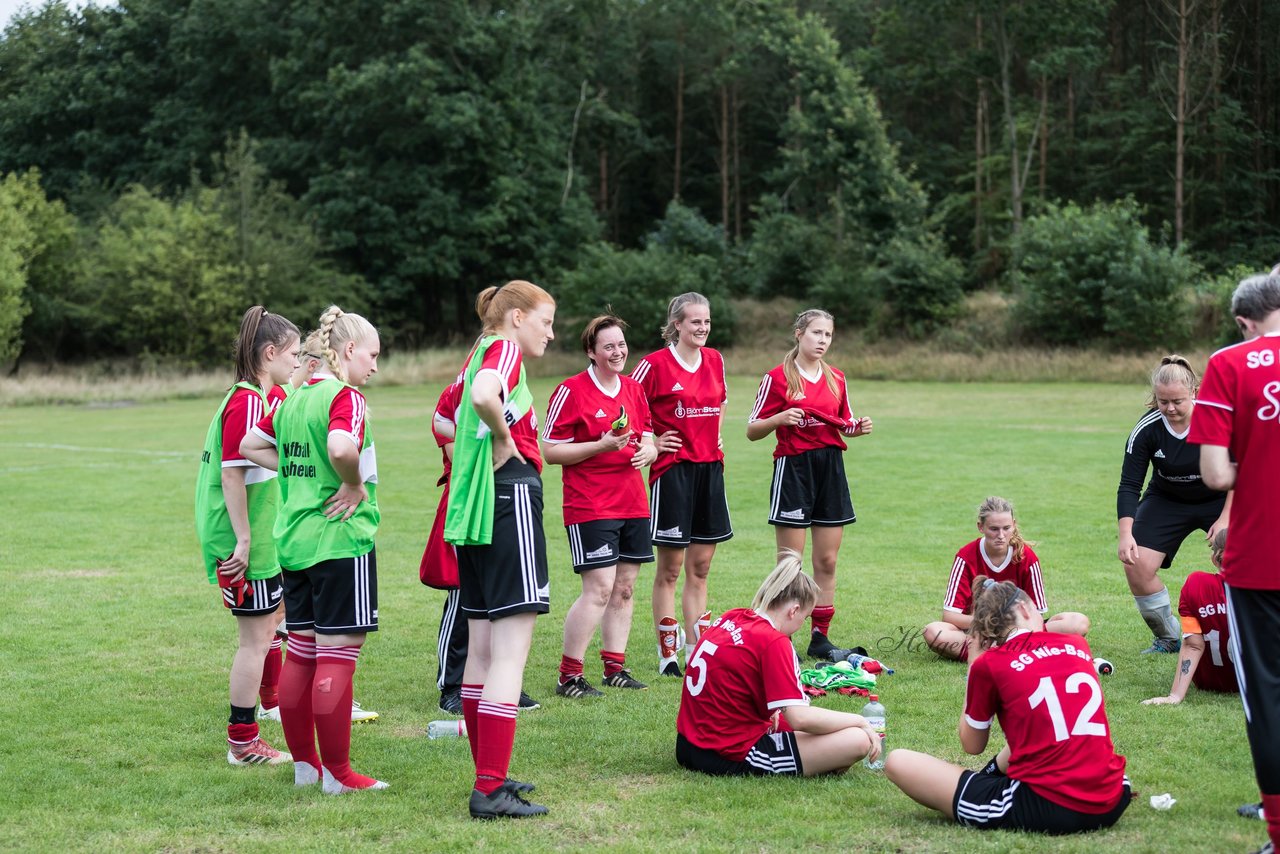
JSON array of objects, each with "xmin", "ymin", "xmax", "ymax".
[{"xmin": 1027, "ymin": 673, "xmax": 1107, "ymax": 742}]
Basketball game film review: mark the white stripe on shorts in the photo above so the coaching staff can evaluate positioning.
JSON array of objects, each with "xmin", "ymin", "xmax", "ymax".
[
  {"xmin": 567, "ymin": 523, "xmax": 584, "ymax": 566},
  {"xmin": 744, "ymin": 734, "xmax": 798, "ymax": 775},
  {"xmin": 514, "ymin": 483, "xmax": 537, "ymax": 603},
  {"xmin": 956, "ymin": 775, "xmax": 1020, "ymax": 824},
  {"xmin": 1224, "ymin": 584, "xmax": 1252, "ymax": 724},
  {"xmin": 354, "ymin": 552, "xmax": 371, "ymax": 627},
  {"xmin": 769, "ymin": 457, "xmax": 786, "ymax": 521},
  {"xmin": 437, "ymin": 588, "xmax": 460, "ymax": 691}
]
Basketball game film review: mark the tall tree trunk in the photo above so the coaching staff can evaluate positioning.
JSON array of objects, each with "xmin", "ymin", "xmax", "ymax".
[
  {"xmin": 995, "ymin": 14, "xmax": 1023, "ymax": 233},
  {"xmin": 1254, "ymin": 0, "xmax": 1263, "ymax": 228},
  {"xmin": 720, "ymin": 82, "xmax": 729, "ymax": 235},
  {"xmin": 731, "ymin": 82, "xmax": 742, "ymax": 243},
  {"xmin": 974, "ymin": 13, "xmax": 985, "ymax": 252},
  {"xmin": 598, "ymin": 146, "xmax": 608, "ymax": 215},
  {"xmin": 1038, "ymin": 75, "xmax": 1048, "ymax": 199},
  {"xmin": 1175, "ymin": 0, "xmax": 1188, "ymax": 246}
]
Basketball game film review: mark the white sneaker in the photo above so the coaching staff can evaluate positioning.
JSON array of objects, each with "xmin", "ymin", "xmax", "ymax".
[
  {"xmin": 322, "ymin": 765, "xmax": 389, "ymax": 795},
  {"xmin": 257, "ymin": 705, "xmax": 281, "ymax": 722},
  {"xmin": 351, "ymin": 700, "xmax": 379, "ymax": 723},
  {"xmin": 295, "ymin": 760, "xmax": 320, "ymax": 786}
]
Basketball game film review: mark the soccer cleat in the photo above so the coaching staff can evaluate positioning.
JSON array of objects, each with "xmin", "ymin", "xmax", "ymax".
[
  {"xmin": 439, "ymin": 688, "xmax": 463, "ymax": 715},
  {"xmin": 1140, "ymin": 637, "xmax": 1181, "ymax": 655},
  {"xmin": 1238, "ymin": 802, "xmax": 1266, "ymax": 821},
  {"xmin": 1250, "ymin": 843, "xmax": 1273, "ymax": 854},
  {"xmin": 350, "ymin": 700, "xmax": 379, "ymax": 722},
  {"xmin": 517, "ymin": 691, "xmax": 541, "ymax": 711},
  {"xmin": 295, "ymin": 760, "xmax": 321, "ymax": 786},
  {"xmin": 227, "ymin": 736, "xmax": 292, "ymax": 766},
  {"xmin": 256, "ymin": 704, "xmax": 282, "ymax": 723},
  {"xmin": 469, "ymin": 785, "xmax": 549, "ymax": 819},
  {"xmin": 505, "ymin": 778, "xmax": 535, "ymax": 794},
  {"xmin": 602, "ymin": 668, "xmax": 648, "ymax": 690},
  {"xmin": 556, "ymin": 675, "xmax": 605, "ymax": 699},
  {"xmin": 321, "ymin": 766, "xmax": 389, "ymax": 795},
  {"xmin": 659, "ymin": 659, "xmax": 683, "ymax": 678},
  {"xmin": 806, "ymin": 631, "xmax": 838, "ymax": 660}
]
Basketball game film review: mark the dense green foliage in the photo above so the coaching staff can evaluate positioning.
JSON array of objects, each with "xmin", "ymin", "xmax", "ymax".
[{"xmin": 1, "ymin": 0, "xmax": 1276, "ymax": 361}]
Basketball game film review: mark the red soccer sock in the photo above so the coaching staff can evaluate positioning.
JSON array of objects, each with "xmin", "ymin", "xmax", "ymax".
[
  {"xmin": 811, "ymin": 605, "xmax": 835, "ymax": 637},
  {"xmin": 601, "ymin": 650, "xmax": 626, "ymax": 677},
  {"xmin": 558, "ymin": 655, "xmax": 585, "ymax": 684},
  {"xmin": 314, "ymin": 644, "xmax": 367, "ymax": 785},
  {"xmin": 278, "ymin": 634, "xmax": 320, "ymax": 766},
  {"xmin": 461, "ymin": 684, "xmax": 482, "ymax": 766},
  {"xmin": 259, "ymin": 635, "xmax": 283, "ymax": 710},
  {"xmin": 227, "ymin": 721, "xmax": 259, "ymax": 744},
  {"xmin": 1262, "ymin": 793, "xmax": 1280, "ymax": 847},
  {"xmin": 473, "ymin": 700, "xmax": 517, "ymax": 796}
]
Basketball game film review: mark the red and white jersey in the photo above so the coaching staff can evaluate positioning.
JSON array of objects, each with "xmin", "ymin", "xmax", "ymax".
[
  {"xmin": 432, "ymin": 381, "xmax": 463, "ymax": 480},
  {"xmin": 676, "ymin": 608, "xmax": 808, "ymax": 761},
  {"xmin": 543, "ymin": 367, "xmax": 653, "ymax": 524},
  {"xmin": 631, "ymin": 346, "xmax": 726, "ymax": 481},
  {"xmin": 266, "ymin": 384, "xmax": 288, "ymax": 411},
  {"xmin": 221, "ymin": 387, "xmax": 271, "ymax": 475},
  {"xmin": 254, "ymin": 382, "xmax": 369, "ymax": 450},
  {"xmin": 964, "ymin": 630, "xmax": 1127, "ymax": 813},
  {"xmin": 474, "ymin": 338, "xmax": 542, "ymax": 472},
  {"xmin": 1188, "ymin": 332, "xmax": 1280, "ymax": 589},
  {"xmin": 749, "ymin": 363, "xmax": 855, "ymax": 458},
  {"xmin": 944, "ymin": 539, "xmax": 1048, "ymax": 616},
  {"xmin": 1178, "ymin": 570, "xmax": 1239, "ymax": 693}
]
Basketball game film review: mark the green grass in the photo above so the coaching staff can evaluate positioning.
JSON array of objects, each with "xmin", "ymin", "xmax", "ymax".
[{"xmin": 0, "ymin": 378, "xmax": 1265, "ymax": 853}]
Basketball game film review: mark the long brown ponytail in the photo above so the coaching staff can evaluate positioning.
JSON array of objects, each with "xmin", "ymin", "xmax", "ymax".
[{"xmin": 233, "ymin": 306, "xmax": 298, "ymax": 386}]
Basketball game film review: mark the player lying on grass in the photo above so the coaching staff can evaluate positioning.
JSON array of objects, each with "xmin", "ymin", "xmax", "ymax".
[
  {"xmin": 674, "ymin": 550, "xmax": 880, "ymax": 776},
  {"xmin": 887, "ymin": 575, "xmax": 1131, "ymax": 835},
  {"xmin": 923, "ymin": 496, "xmax": 1090, "ymax": 662}
]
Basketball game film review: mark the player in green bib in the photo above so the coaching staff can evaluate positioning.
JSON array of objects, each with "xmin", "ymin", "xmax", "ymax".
[
  {"xmin": 446, "ymin": 280, "xmax": 557, "ymax": 820},
  {"xmin": 241, "ymin": 304, "xmax": 387, "ymax": 795},
  {"xmin": 194, "ymin": 306, "xmax": 299, "ymax": 767}
]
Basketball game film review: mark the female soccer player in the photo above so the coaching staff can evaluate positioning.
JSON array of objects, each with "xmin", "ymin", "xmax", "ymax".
[
  {"xmin": 746, "ymin": 309, "xmax": 872, "ymax": 658},
  {"xmin": 1117, "ymin": 355, "xmax": 1230, "ymax": 653},
  {"xmin": 195, "ymin": 306, "xmax": 299, "ymax": 766},
  {"xmin": 675, "ymin": 550, "xmax": 880, "ymax": 777},
  {"xmin": 632, "ymin": 293, "xmax": 730, "ymax": 677},
  {"xmin": 240, "ymin": 304, "xmax": 385, "ymax": 794},
  {"xmin": 886, "ymin": 576, "xmax": 1131, "ymax": 835},
  {"xmin": 543, "ymin": 315, "xmax": 658, "ymax": 697},
  {"xmin": 1143, "ymin": 527, "xmax": 1238, "ymax": 705},
  {"xmin": 923, "ymin": 497, "xmax": 1090, "ymax": 661},
  {"xmin": 444, "ymin": 280, "xmax": 555, "ymax": 820}
]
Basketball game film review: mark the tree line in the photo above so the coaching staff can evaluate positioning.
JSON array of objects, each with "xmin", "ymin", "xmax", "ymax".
[{"xmin": 1, "ymin": 0, "xmax": 1275, "ymax": 365}]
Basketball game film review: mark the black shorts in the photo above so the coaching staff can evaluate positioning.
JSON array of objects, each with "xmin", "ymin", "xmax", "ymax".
[
  {"xmin": 1133, "ymin": 492, "xmax": 1225, "ymax": 568},
  {"xmin": 1224, "ymin": 584, "xmax": 1280, "ymax": 793},
  {"xmin": 226, "ymin": 574, "xmax": 284, "ymax": 618},
  {"xmin": 768, "ymin": 448, "xmax": 856, "ymax": 528},
  {"xmin": 566, "ymin": 518, "xmax": 655, "ymax": 572},
  {"xmin": 457, "ymin": 470, "xmax": 550, "ymax": 620},
  {"xmin": 283, "ymin": 550, "xmax": 378, "ymax": 635},
  {"xmin": 953, "ymin": 770, "xmax": 1131, "ymax": 835},
  {"xmin": 676, "ymin": 731, "xmax": 804, "ymax": 777},
  {"xmin": 650, "ymin": 461, "xmax": 733, "ymax": 547}
]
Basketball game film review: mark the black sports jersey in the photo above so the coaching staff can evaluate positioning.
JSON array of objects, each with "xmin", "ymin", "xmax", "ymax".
[{"xmin": 1117, "ymin": 409, "xmax": 1219, "ymax": 518}]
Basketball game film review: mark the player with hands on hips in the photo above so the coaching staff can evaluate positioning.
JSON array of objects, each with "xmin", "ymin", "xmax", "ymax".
[
  {"xmin": 747, "ymin": 308, "xmax": 871, "ymax": 659},
  {"xmin": 195, "ymin": 306, "xmax": 300, "ymax": 767},
  {"xmin": 240, "ymin": 304, "xmax": 386, "ymax": 794},
  {"xmin": 1117, "ymin": 355, "xmax": 1230, "ymax": 654},
  {"xmin": 675, "ymin": 550, "xmax": 880, "ymax": 777},
  {"xmin": 1143, "ymin": 526, "xmax": 1238, "ymax": 705},
  {"xmin": 631, "ymin": 293, "xmax": 732, "ymax": 677},
  {"xmin": 924, "ymin": 497, "xmax": 1090, "ymax": 661},
  {"xmin": 887, "ymin": 575, "xmax": 1131, "ymax": 835},
  {"xmin": 543, "ymin": 314, "xmax": 658, "ymax": 698}
]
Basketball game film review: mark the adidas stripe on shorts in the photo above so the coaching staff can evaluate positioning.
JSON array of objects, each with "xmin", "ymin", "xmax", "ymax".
[
  {"xmin": 676, "ymin": 731, "xmax": 804, "ymax": 777},
  {"xmin": 282, "ymin": 549, "xmax": 378, "ymax": 634},
  {"xmin": 226, "ymin": 573, "xmax": 284, "ymax": 618},
  {"xmin": 767, "ymin": 447, "xmax": 855, "ymax": 529},
  {"xmin": 650, "ymin": 461, "xmax": 733, "ymax": 547},
  {"xmin": 953, "ymin": 769, "xmax": 1131, "ymax": 835},
  {"xmin": 566, "ymin": 517, "xmax": 654, "ymax": 572},
  {"xmin": 457, "ymin": 466, "xmax": 550, "ymax": 620}
]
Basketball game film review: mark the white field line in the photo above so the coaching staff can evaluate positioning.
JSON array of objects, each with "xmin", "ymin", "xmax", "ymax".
[{"xmin": 0, "ymin": 442, "xmax": 189, "ymax": 458}]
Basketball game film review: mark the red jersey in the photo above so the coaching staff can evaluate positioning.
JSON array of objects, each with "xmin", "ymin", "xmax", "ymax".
[
  {"xmin": 432, "ymin": 381, "xmax": 463, "ymax": 481},
  {"xmin": 543, "ymin": 367, "xmax": 653, "ymax": 524},
  {"xmin": 221, "ymin": 387, "xmax": 270, "ymax": 472},
  {"xmin": 473, "ymin": 337, "xmax": 542, "ymax": 472},
  {"xmin": 964, "ymin": 630, "xmax": 1127, "ymax": 813},
  {"xmin": 748, "ymin": 364, "xmax": 856, "ymax": 458},
  {"xmin": 944, "ymin": 539, "xmax": 1048, "ymax": 616},
  {"xmin": 631, "ymin": 346, "xmax": 726, "ymax": 481},
  {"xmin": 1188, "ymin": 333, "xmax": 1280, "ymax": 589},
  {"xmin": 1178, "ymin": 570, "xmax": 1239, "ymax": 693},
  {"xmin": 676, "ymin": 608, "xmax": 808, "ymax": 760},
  {"xmin": 266, "ymin": 384, "xmax": 288, "ymax": 411},
  {"xmin": 254, "ymin": 382, "xmax": 369, "ymax": 450}
]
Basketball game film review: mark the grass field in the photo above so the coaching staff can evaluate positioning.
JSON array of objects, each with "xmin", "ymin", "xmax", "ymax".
[{"xmin": 0, "ymin": 376, "xmax": 1266, "ymax": 853}]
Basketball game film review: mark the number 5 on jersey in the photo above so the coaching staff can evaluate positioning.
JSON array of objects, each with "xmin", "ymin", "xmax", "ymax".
[{"xmin": 686, "ymin": 641, "xmax": 720, "ymax": 696}]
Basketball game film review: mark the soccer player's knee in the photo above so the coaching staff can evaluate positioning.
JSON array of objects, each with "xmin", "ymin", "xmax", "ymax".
[{"xmin": 922, "ymin": 622, "xmax": 946, "ymax": 649}]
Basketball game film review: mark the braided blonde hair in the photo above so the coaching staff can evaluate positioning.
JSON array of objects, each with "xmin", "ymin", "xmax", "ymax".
[{"xmin": 317, "ymin": 305, "xmax": 377, "ymax": 383}]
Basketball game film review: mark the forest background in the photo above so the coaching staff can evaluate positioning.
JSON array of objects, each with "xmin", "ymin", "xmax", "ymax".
[{"xmin": 1, "ymin": 0, "xmax": 1277, "ymax": 370}]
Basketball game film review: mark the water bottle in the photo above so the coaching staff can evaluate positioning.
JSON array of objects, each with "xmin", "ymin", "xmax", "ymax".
[
  {"xmin": 1093, "ymin": 657, "xmax": 1114, "ymax": 676},
  {"xmin": 860, "ymin": 695, "xmax": 886, "ymax": 770},
  {"xmin": 846, "ymin": 652, "xmax": 894, "ymax": 675},
  {"xmin": 427, "ymin": 719, "xmax": 467, "ymax": 739}
]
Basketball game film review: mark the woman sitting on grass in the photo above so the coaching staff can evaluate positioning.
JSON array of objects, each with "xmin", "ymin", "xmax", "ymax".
[
  {"xmin": 922, "ymin": 497, "xmax": 1090, "ymax": 661},
  {"xmin": 674, "ymin": 550, "xmax": 880, "ymax": 777},
  {"xmin": 886, "ymin": 575, "xmax": 1131, "ymax": 835}
]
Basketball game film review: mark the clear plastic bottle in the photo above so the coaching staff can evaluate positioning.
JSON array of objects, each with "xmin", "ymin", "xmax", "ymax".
[
  {"xmin": 427, "ymin": 719, "xmax": 467, "ymax": 739},
  {"xmin": 860, "ymin": 694, "xmax": 886, "ymax": 770}
]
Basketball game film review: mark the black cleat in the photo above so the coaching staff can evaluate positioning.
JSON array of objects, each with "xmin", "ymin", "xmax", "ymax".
[
  {"xmin": 660, "ymin": 660, "xmax": 683, "ymax": 678},
  {"xmin": 504, "ymin": 778, "xmax": 535, "ymax": 794},
  {"xmin": 602, "ymin": 668, "xmax": 648, "ymax": 690},
  {"xmin": 517, "ymin": 691, "xmax": 541, "ymax": 711},
  {"xmin": 438, "ymin": 687, "xmax": 463, "ymax": 715},
  {"xmin": 806, "ymin": 631, "xmax": 838, "ymax": 660},
  {"xmin": 1238, "ymin": 802, "xmax": 1265, "ymax": 820},
  {"xmin": 556, "ymin": 675, "xmax": 605, "ymax": 699},
  {"xmin": 469, "ymin": 785, "xmax": 548, "ymax": 819}
]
